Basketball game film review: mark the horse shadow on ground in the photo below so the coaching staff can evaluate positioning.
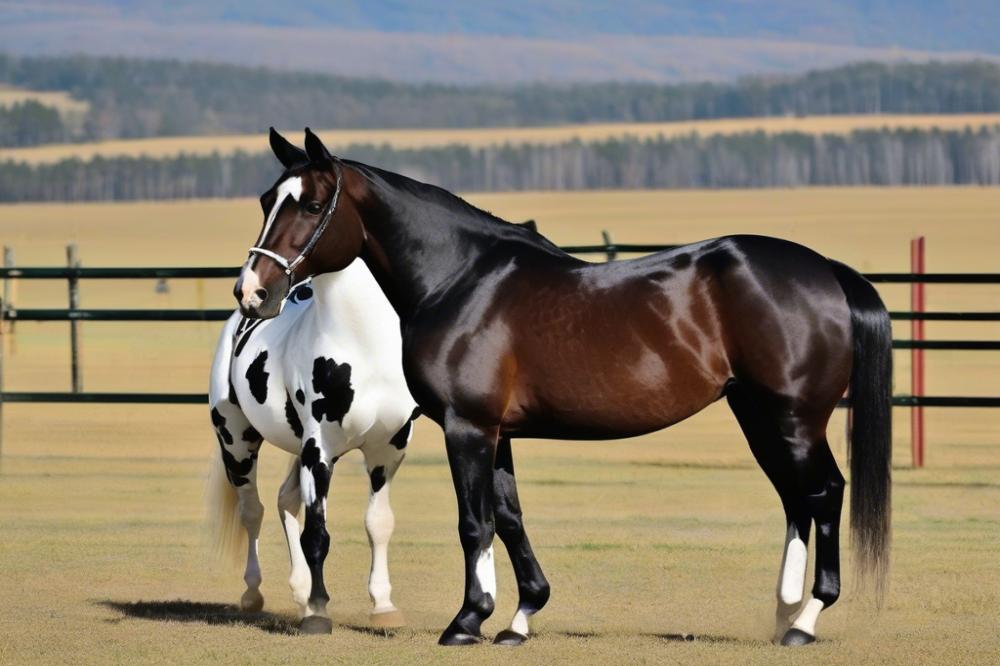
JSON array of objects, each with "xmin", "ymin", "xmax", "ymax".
[
  {"xmin": 553, "ymin": 630, "xmax": 761, "ymax": 645},
  {"xmin": 98, "ymin": 600, "xmax": 299, "ymax": 635}
]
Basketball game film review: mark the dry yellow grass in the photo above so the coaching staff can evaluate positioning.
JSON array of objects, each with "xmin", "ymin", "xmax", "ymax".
[
  {"xmin": 4, "ymin": 114, "xmax": 1000, "ymax": 165},
  {"xmin": 0, "ymin": 188, "xmax": 998, "ymax": 664},
  {"xmin": 0, "ymin": 86, "xmax": 89, "ymax": 115}
]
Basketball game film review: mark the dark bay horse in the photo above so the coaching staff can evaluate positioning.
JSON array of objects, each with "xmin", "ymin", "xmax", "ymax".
[{"xmin": 234, "ymin": 128, "xmax": 892, "ymax": 647}]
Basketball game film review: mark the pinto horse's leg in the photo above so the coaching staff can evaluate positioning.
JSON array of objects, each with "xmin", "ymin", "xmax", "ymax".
[
  {"xmin": 492, "ymin": 436, "xmax": 550, "ymax": 646},
  {"xmin": 277, "ymin": 457, "xmax": 312, "ymax": 617},
  {"xmin": 298, "ymin": 437, "xmax": 336, "ymax": 634},
  {"xmin": 210, "ymin": 401, "xmax": 265, "ymax": 613},
  {"xmin": 438, "ymin": 415, "xmax": 500, "ymax": 646},
  {"xmin": 727, "ymin": 386, "xmax": 844, "ymax": 645},
  {"xmin": 361, "ymin": 442, "xmax": 407, "ymax": 628},
  {"xmin": 235, "ymin": 469, "xmax": 266, "ymax": 614}
]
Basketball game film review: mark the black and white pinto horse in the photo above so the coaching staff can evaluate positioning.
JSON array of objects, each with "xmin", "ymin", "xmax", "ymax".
[{"xmin": 207, "ymin": 253, "xmax": 418, "ymax": 634}]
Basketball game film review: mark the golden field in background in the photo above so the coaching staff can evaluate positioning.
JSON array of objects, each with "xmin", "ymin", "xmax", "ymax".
[
  {"xmin": 3, "ymin": 114, "xmax": 1000, "ymax": 164},
  {"xmin": 0, "ymin": 187, "xmax": 998, "ymax": 664},
  {"xmin": 0, "ymin": 85, "xmax": 89, "ymax": 115}
]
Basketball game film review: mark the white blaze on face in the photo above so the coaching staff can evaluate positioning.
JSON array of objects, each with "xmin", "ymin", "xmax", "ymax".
[
  {"xmin": 778, "ymin": 524, "xmax": 808, "ymax": 605},
  {"xmin": 475, "ymin": 546, "xmax": 496, "ymax": 600},
  {"xmin": 241, "ymin": 176, "xmax": 304, "ymax": 305}
]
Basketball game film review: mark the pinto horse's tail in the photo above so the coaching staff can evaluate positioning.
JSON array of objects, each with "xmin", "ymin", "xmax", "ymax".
[
  {"xmin": 830, "ymin": 260, "xmax": 892, "ymax": 606},
  {"xmin": 206, "ymin": 447, "xmax": 245, "ymax": 565}
]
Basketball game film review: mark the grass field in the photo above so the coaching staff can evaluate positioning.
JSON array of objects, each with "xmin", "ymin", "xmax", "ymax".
[
  {"xmin": 1, "ymin": 187, "xmax": 998, "ymax": 664},
  {"xmin": 0, "ymin": 86, "xmax": 89, "ymax": 116},
  {"xmin": 3, "ymin": 114, "xmax": 1000, "ymax": 165}
]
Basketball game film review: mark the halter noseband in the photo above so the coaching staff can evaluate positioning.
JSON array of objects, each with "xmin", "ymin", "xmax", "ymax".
[{"xmin": 248, "ymin": 163, "xmax": 343, "ymax": 286}]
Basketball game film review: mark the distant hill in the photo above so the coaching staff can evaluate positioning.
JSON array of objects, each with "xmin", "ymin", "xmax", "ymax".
[
  {"xmin": 3, "ymin": 1, "xmax": 1000, "ymax": 83},
  {"xmin": 5, "ymin": 56, "xmax": 1000, "ymax": 146}
]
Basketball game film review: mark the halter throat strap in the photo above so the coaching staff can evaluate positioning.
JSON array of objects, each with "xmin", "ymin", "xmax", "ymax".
[{"xmin": 248, "ymin": 162, "xmax": 343, "ymax": 280}]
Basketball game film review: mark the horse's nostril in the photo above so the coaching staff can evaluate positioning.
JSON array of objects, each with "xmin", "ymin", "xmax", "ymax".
[{"xmin": 254, "ymin": 288, "xmax": 268, "ymax": 301}]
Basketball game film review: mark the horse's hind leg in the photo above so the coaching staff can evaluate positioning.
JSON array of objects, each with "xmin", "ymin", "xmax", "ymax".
[
  {"xmin": 492, "ymin": 436, "xmax": 550, "ymax": 646},
  {"xmin": 361, "ymin": 439, "xmax": 408, "ymax": 628},
  {"xmin": 727, "ymin": 386, "xmax": 844, "ymax": 645},
  {"xmin": 210, "ymin": 402, "xmax": 265, "ymax": 613}
]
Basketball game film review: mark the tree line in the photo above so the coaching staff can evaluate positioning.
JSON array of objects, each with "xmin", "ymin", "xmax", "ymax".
[
  {"xmin": 3, "ymin": 127, "xmax": 999, "ymax": 202},
  {"xmin": 4, "ymin": 55, "xmax": 1000, "ymax": 146},
  {"xmin": 0, "ymin": 100, "xmax": 66, "ymax": 146}
]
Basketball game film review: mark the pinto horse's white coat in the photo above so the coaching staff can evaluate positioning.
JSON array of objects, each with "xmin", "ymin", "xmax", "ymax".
[{"xmin": 207, "ymin": 257, "xmax": 417, "ymax": 623}]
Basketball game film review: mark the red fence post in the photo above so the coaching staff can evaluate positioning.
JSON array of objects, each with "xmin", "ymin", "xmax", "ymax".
[{"xmin": 910, "ymin": 236, "xmax": 926, "ymax": 468}]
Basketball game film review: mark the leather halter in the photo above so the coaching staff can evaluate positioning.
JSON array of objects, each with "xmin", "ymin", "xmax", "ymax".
[{"xmin": 247, "ymin": 162, "xmax": 343, "ymax": 288}]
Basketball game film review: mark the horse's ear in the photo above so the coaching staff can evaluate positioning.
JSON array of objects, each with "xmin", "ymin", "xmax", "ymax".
[
  {"xmin": 304, "ymin": 127, "xmax": 333, "ymax": 163},
  {"xmin": 269, "ymin": 127, "xmax": 307, "ymax": 169},
  {"xmin": 518, "ymin": 219, "xmax": 538, "ymax": 232}
]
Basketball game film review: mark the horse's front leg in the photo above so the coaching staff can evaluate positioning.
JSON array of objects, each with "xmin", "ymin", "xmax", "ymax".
[
  {"xmin": 298, "ymin": 436, "xmax": 336, "ymax": 634},
  {"xmin": 277, "ymin": 457, "xmax": 311, "ymax": 616},
  {"xmin": 438, "ymin": 414, "xmax": 500, "ymax": 646}
]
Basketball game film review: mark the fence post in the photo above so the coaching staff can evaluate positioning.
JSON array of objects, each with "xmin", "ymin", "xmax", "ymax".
[
  {"xmin": 67, "ymin": 244, "xmax": 82, "ymax": 394},
  {"xmin": 602, "ymin": 230, "xmax": 617, "ymax": 262},
  {"xmin": 2, "ymin": 246, "xmax": 13, "ymax": 335},
  {"xmin": 910, "ymin": 236, "xmax": 926, "ymax": 468}
]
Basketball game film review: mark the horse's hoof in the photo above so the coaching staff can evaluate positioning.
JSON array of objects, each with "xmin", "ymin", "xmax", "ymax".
[
  {"xmin": 239, "ymin": 589, "xmax": 264, "ymax": 614},
  {"xmin": 438, "ymin": 630, "xmax": 482, "ymax": 646},
  {"xmin": 369, "ymin": 608, "xmax": 406, "ymax": 629},
  {"xmin": 494, "ymin": 629, "xmax": 529, "ymax": 646},
  {"xmin": 300, "ymin": 615, "xmax": 334, "ymax": 635},
  {"xmin": 780, "ymin": 628, "xmax": 816, "ymax": 646}
]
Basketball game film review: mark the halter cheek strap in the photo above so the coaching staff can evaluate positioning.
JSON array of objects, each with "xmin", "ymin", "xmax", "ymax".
[{"xmin": 248, "ymin": 162, "xmax": 343, "ymax": 284}]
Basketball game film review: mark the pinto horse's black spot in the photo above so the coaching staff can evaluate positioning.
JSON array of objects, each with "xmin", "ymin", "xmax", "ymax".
[
  {"xmin": 294, "ymin": 285, "xmax": 313, "ymax": 301},
  {"xmin": 301, "ymin": 439, "xmax": 332, "ymax": 499},
  {"xmin": 310, "ymin": 357, "xmax": 354, "ymax": 424},
  {"xmin": 218, "ymin": 440, "xmax": 254, "ymax": 487},
  {"xmin": 234, "ymin": 319, "xmax": 263, "ymax": 357},
  {"xmin": 295, "ymin": 389, "xmax": 305, "ymax": 405},
  {"xmin": 227, "ymin": 377, "xmax": 240, "ymax": 408},
  {"xmin": 389, "ymin": 420, "xmax": 413, "ymax": 450},
  {"xmin": 369, "ymin": 465, "xmax": 386, "ymax": 493},
  {"xmin": 246, "ymin": 351, "xmax": 269, "ymax": 404},
  {"xmin": 210, "ymin": 407, "xmax": 233, "ymax": 445},
  {"xmin": 301, "ymin": 438, "xmax": 320, "ymax": 469},
  {"xmin": 242, "ymin": 426, "xmax": 262, "ymax": 443},
  {"xmin": 284, "ymin": 392, "xmax": 304, "ymax": 439}
]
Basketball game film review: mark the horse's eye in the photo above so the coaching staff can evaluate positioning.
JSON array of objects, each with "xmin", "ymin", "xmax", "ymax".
[{"xmin": 306, "ymin": 201, "xmax": 323, "ymax": 215}]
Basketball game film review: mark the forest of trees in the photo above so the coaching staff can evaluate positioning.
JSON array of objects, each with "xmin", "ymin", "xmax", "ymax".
[
  {"xmin": 0, "ymin": 100, "xmax": 67, "ymax": 146},
  {"xmin": 3, "ymin": 127, "xmax": 999, "ymax": 202},
  {"xmin": 4, "ymin": 55, "xmax": 1000, "ymax": 146}
]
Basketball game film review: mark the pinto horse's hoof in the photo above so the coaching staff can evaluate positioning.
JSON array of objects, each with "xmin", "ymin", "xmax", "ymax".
[
  {"xmin": 438, "ymin": 629, "xmax": 482, "ymax": 646},
  {"xmin": 780, "ymin": 628, "xmax": 816, "ymax": 646},
  {"xmin": 300, "ymin": 615, "xmax": 334, "ymax": 635},
  {"xmin": 239, "ymin": 589, "xmax": 264, "ymax": 614},
  {"xmin": 369, "ymin": 608, "xmax": 406, "ymax": 629},
  {"xmin": 494, "ymin": 629, "xmax": 529, "ymax": 646}
]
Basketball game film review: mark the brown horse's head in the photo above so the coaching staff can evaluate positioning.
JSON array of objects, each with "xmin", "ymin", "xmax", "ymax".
[{"xmin": 234, "ymin": 128, "xmax": 365, "ymax": 318}]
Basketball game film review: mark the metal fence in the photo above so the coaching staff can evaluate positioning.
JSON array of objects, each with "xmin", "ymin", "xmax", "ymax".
[{"xmin": 2, "ymin": 235, "xmax": 998, "ymax": 466}]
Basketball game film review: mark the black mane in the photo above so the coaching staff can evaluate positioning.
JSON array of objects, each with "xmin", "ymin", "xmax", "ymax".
[{"xmin": 343, "ymin": 158, "xmax": 565, "ymax": 257}]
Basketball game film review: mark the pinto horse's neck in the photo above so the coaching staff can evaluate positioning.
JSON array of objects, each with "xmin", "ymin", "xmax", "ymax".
[{"xmin": 345, "ymin": 161, "xmax": 550, "ymax": 320}]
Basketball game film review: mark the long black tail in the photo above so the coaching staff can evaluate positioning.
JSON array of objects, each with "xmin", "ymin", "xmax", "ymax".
[{"xmin": 830, "ymin": 260, "xmax": 892, "ymax": 606}]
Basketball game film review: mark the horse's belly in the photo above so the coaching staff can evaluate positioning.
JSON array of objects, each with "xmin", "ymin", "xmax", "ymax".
[{"xmin": 509, "ymin": 363, "xmax": 724, "ymax": 440}]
